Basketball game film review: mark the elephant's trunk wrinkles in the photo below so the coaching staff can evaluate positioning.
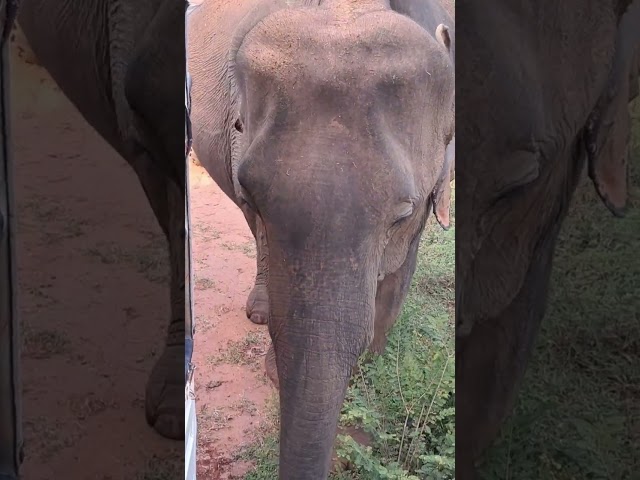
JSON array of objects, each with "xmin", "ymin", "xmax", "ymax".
[{"xmin": 269, "ymin": 260, "xmax": 374, "ymax": 480}]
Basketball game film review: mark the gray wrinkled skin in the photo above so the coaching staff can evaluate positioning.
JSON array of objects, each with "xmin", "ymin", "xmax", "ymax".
[{"xmin": 189, "ymin": 0, "xmax": 454, "ymax": 478}]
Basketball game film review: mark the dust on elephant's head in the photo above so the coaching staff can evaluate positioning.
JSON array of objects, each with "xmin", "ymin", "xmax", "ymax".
[{"xmin": 232, "ymin": 6, "xmax": 454, "ymax": 282}]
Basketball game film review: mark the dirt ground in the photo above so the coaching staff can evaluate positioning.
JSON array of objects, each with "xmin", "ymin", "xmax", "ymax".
[
  {"xmin": 9, "ymin": 21, "xmax": 276, "ymax": 480},
  {"xmin": 189, "ymin": 153, "xmax": 275, "ymax": 480},
  {"xmin": 10, "ymin": 27, "xmax": 180, "ymax": 479}
]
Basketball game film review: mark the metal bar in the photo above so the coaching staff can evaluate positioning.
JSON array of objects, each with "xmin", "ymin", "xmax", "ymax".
[
  {"xmin": 0, "ymin": 1, "xmax": 23, "ymax": 476},
  {"xmin": 184, "ymin": 3, "xmax": 197, "ymax": 479},
  {"xmin": 185, "ymin": 1, "xmax": 196, "ymax": 349}
]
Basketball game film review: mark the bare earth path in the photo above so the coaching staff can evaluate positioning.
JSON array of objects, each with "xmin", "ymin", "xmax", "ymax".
[
  {"xmin": 10, "ymin": 26, "xmax": 180, "ymax": 479},
  {"xmin": 10, "ymin": 22, "xmax": 272, "ymax": 480},
  {"xmin": 189, "ymin": 156, "xmax": 275, "ymax": 480}
]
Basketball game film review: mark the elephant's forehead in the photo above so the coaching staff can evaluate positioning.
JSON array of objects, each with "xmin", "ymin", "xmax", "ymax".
[{"xmin": 237, "ymin": 7, "xmax": 446, "ymax": 89}]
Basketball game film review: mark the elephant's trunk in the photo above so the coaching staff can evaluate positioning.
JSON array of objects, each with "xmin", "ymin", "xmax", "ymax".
[{"xmin": 268, "ymin": 255, "xmax": 374, "ymax": 479}]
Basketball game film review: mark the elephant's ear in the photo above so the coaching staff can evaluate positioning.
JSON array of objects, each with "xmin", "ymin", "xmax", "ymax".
[
  {"xmin": 433, "ymin": 177, "xmax": 452, "ymax": 230},
  {"xmin": 586, "ymin": 102, "xmax": 630, "ymax": 218},
  {"xmin": 432, "ymin": 143, "xmax": 454, "ymax": 230},
  {"xmin": 585, "ymin": 0, "xmax": 640, "ymax": 217},
  {"xmin": 435, "ymin": 24, "xmax": 451, "ymax": 53},
  {"xmin": 585, "ymin": 67, "xmax": 632, "ymax": 218}
]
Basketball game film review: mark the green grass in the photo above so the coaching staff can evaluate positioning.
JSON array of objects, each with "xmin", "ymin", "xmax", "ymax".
[
  {"xmin": 479, "ymin": 101, "xmax": 640, "ymax": 479},
  {"xmin": 242, "ymin": 192, "xmax": 456, "ymax": 479},
  {"xmin": 208, "ymin": 330, "xmax": 269, "ymax": 367}
]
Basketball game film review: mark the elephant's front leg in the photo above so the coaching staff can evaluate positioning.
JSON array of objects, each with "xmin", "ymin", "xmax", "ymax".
[
  {"xmin": 127, "ymin": 151, "xmax": 185, "ymax": 440},
  {"xmin": 586, "ymin": 1, "xmax": 640, "ymax": 214},
  {"xmin": 117, "ymin": 2, "xmax": 186, "ymax": 439},
  {"xmin": 369, "ymin": 230, "xmax": 422, "ymax": 355},
  {"xmin": 242, "ymin": 207, "xmax": 270, "ymax": 325},
  {"xmin": 145, "ymin": 177, "xmax": 185, "ymax": 440},
  {"xmin": 457, "ymin": 239, "xmax": 554, "ymax": 478},
  {"xmin": 239, "ymin": 208, "xmax": 279, "ymax": 387}
]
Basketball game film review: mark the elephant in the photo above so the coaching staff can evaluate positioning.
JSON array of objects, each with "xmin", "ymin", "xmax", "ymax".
[
  {"xmin": 16, "ymin": 0, "xmax": 186, "ymax": 440},
  {"xmin": 456, "ymin": 1, "xmax": 639, "ymax": 478},
  {"xmin": 188, "ymin": 0, "xmax": 455, "ymax": 478}
]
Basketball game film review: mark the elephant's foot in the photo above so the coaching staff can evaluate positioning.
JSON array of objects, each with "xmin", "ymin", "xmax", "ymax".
[
  {"xmin": 246, "ymin": 282, "xmax": 269, "ymax": 325},
  {"xmin": 145, "ymin": 344, "xmax": 184, "ymax": 439},
  {"xmin": 265, "ymin": 343, "xmax": 279, "ymax": 389}
]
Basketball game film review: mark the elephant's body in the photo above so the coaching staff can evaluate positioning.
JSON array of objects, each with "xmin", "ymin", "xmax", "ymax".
[
  {"xmin": 18, "ymin": 0, "xmax": 183, "ymax": 179},
  {"xmin": 456, "ymin": 1, "xmax": 639, "ymax": 477},
  {"xmin": 20, "ymin": 1, "xmax": 121, "ymax": 149},
  {"xmin": 189, "ymin": 0, "xmax": 454, "ymax": 478},
  {"xmin": 17, "ymin": 0, "xmax": 185, "ymax": 440}
]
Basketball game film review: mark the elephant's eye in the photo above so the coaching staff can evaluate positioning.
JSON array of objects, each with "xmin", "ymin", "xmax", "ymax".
[
  {"xmin": 391, "ymin": 201, "xmax": 414, "ymax": 227},
  {"xmin": 490, "ymin": 149, "xmax": 540, "ymax": 206},
  {"xmin": 234, "ymin": 118, "xmax": 244, "ymax": 133}
]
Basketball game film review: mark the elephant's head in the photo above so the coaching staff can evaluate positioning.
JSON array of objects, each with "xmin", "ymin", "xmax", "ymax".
[
  {"xmin": 455, "ymin": 0, "xmax": 635, "ymax": 470},
  {"xmin": 230, "ymin": 1, "xmax": 454, "ymax": 477}
]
